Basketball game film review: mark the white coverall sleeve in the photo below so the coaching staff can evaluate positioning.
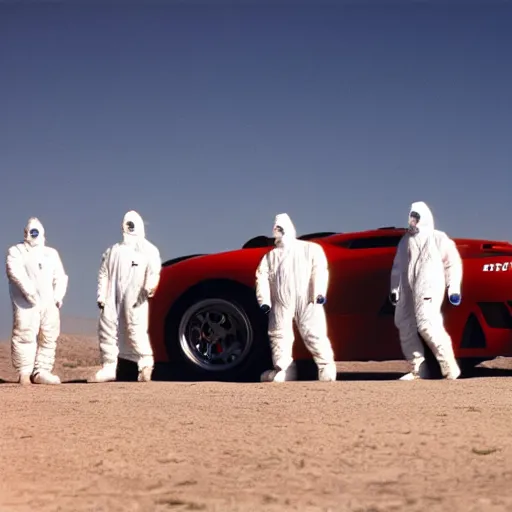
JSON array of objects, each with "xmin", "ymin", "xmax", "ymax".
[
  {"xmin": 255, "ymin": 253, "xmax": 271, "ymax": 308},
  {"xmin": 52, "ymin": 249, "xmax": 69, "ymax": 303},
  {"xmin": 390, "ymin": 237, "xmax": 405, "ymax": 296},
  {"xmin": 5, "ymin": 246, "xmax": 37, "ymax": 300},
  {"xmin": 144, "ymin": 245, "xmax": 162, "ymax": 298},
  {"xmin": 310, "ymin": 243, "xmax": 329, "ymax": 300},
  {"xmin": 439, "ymin": 235, "xmax": 463, "ymax": 295},
  {"xmin": 97, "ymin": 248, "xmax": 111, "ymax": 304}
]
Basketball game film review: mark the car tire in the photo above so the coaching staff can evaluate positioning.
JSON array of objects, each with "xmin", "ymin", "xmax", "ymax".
[
  {"xmin": 164, "ymin": 283, "xmax": 272, "ymax": 382},
  {"xmin": 456, "ymin": 357, "xmax": 486, "ymax": 378},
  {"xmin": 116, "ymin": 357, "xmax": 139, "ymax": 382},
  {"xmin": 422, "ymin": 346, "xmax": 487, "ymax": 379}
]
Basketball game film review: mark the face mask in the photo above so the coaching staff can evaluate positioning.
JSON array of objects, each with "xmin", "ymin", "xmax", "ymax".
[
  {"xmin": 126, "ymin": 221, "xmax": 135, "ymax": 233},
  {"xmin": 408, "ymin": 211, "xmax": 420, "ymax": 234},
  {"xmin": 273, "ymin": 225, "xmax": 284, "ymax": 243}
]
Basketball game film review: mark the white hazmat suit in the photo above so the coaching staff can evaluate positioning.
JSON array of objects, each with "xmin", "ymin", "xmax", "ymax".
[
  {"xmin": 255, "ymin": 213, "xmax": 337, "ymax": 382},
  {"xmin": 89, "ymin": 211, "xmax": 162, "ymax": 383},
  {"xmin": 5, "ymin": 217, "xmax": 68, "ymax": 385},
  {"xmin": 390, "ymin": 201, "xmax": 463, "ymax": 380}
]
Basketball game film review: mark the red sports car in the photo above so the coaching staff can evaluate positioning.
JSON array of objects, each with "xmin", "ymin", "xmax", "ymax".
[{"xmin": 147, "ymin": 227, "xmax": 512, "ymax": 381}]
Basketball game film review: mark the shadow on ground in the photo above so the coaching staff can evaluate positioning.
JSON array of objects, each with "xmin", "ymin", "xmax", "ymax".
[
  {"xmin": 3, "ymin": 349, "xmax": 512, "ymax": 385},
  {"xmin": 2, "ymin": 365, "xmax": 512, "ymax": 385}
]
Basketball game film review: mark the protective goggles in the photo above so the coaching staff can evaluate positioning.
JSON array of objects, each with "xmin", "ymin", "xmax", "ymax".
[
  {"xmin": 126, "ymin": 221, "xmax": 135, "ymax": 233},
  {"xmin": 29, "ymin": 228, "xmax": 40, "ymax": 238}
]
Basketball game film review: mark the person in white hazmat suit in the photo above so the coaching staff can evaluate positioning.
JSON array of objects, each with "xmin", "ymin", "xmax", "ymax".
[
  {"xmin": 390, "ymin": 201, "xmax": 463, "ymax": 381},
  {"xmin": 89, "ymin": 210, "xmax": 162, "ymax": 383},
  {"xmin": 5, "ymin": 217, "xmax": 69, "ymax": 385},
  {"xmin": 255, "ymin": 213, "xmax": 337, "ymax": 382}
]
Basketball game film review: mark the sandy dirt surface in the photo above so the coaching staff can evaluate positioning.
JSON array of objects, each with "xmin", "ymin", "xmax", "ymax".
[{"xmin": 1, "ymin": 336, "xmax": 512, "ymax": 512}]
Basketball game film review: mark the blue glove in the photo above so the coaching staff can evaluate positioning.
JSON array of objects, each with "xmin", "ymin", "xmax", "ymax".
[
  {"xmin": 316, "ymin": 295, "xmax": 326, "ymax": 305},
  {"xmin": 449, "ymin": 294, "xmax": 461, "ymax": 306},
  {"xmin": 260, "ymin": 304, "xmax": 271, "ymax": 314}
]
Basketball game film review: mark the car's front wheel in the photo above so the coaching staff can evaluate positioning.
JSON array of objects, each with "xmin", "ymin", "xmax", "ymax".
[{"xmin": 164, "ymin": 283, "xmax": 272, "ymax": 381}]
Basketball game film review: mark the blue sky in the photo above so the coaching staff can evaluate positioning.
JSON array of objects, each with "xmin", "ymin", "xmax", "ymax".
[{"xmin": 1, "ymin": 1, "xmax": 511, "ymax": 337}]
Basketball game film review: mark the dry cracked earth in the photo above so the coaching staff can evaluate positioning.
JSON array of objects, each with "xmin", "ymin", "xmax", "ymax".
[{"xmin": 1, "ymin": 335, "xmax": 512, "ymax": 512}]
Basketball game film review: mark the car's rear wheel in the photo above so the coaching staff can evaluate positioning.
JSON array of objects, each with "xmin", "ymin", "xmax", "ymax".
[
  {"xmin": 164, "ymin": 283, "xmax": 272, "ymax": 381},
  {"xmin": 457, "ymin": 357, "xmax": 486, "ymax": 378}
]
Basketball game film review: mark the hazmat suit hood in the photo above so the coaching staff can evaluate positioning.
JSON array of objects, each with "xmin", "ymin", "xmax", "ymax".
[
  {"xmin": 409, "ymin": 201, "xmax": 435, "ymax": 236},
  {"xmin": 122, "ymin": 210, "xmax": 146, "ymax": 244},
  {"xmin": 273, "ymin": 213, "xmax": 297, "ymax": 247},
  {"xmin": 24, "ymin": 217, "xmax": 45, "ymax": 247}
]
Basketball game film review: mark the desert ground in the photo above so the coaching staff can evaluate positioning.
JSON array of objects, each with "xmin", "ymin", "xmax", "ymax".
[{"xmin": 1, "ymin": 336, "xmax": 512, "ymax": 512}]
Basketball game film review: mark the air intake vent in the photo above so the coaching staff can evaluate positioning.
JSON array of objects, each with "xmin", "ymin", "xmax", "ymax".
[
  {"xmin": 460, "ymin": 314, "xmax": 486, "ymax": 349},
  {"xmin": 242, "ymin": 232, "xmax": 338, "ymax": 249},
  {"xmin": 347, "ymin": 235, "xmax": 402, "ymax": 249},
  {"xmin": 478, "ymin": 302, "xmax": 512, "ymax": 329}
]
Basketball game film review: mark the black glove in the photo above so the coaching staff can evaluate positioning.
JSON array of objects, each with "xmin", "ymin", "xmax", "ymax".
[
  {"xmin": 97, "ymin": 301, "xmax": 105, "ymax": 310},
  {"xmin": 133, "ymin": 290, "xmax": 150, "ymax": 308}
]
